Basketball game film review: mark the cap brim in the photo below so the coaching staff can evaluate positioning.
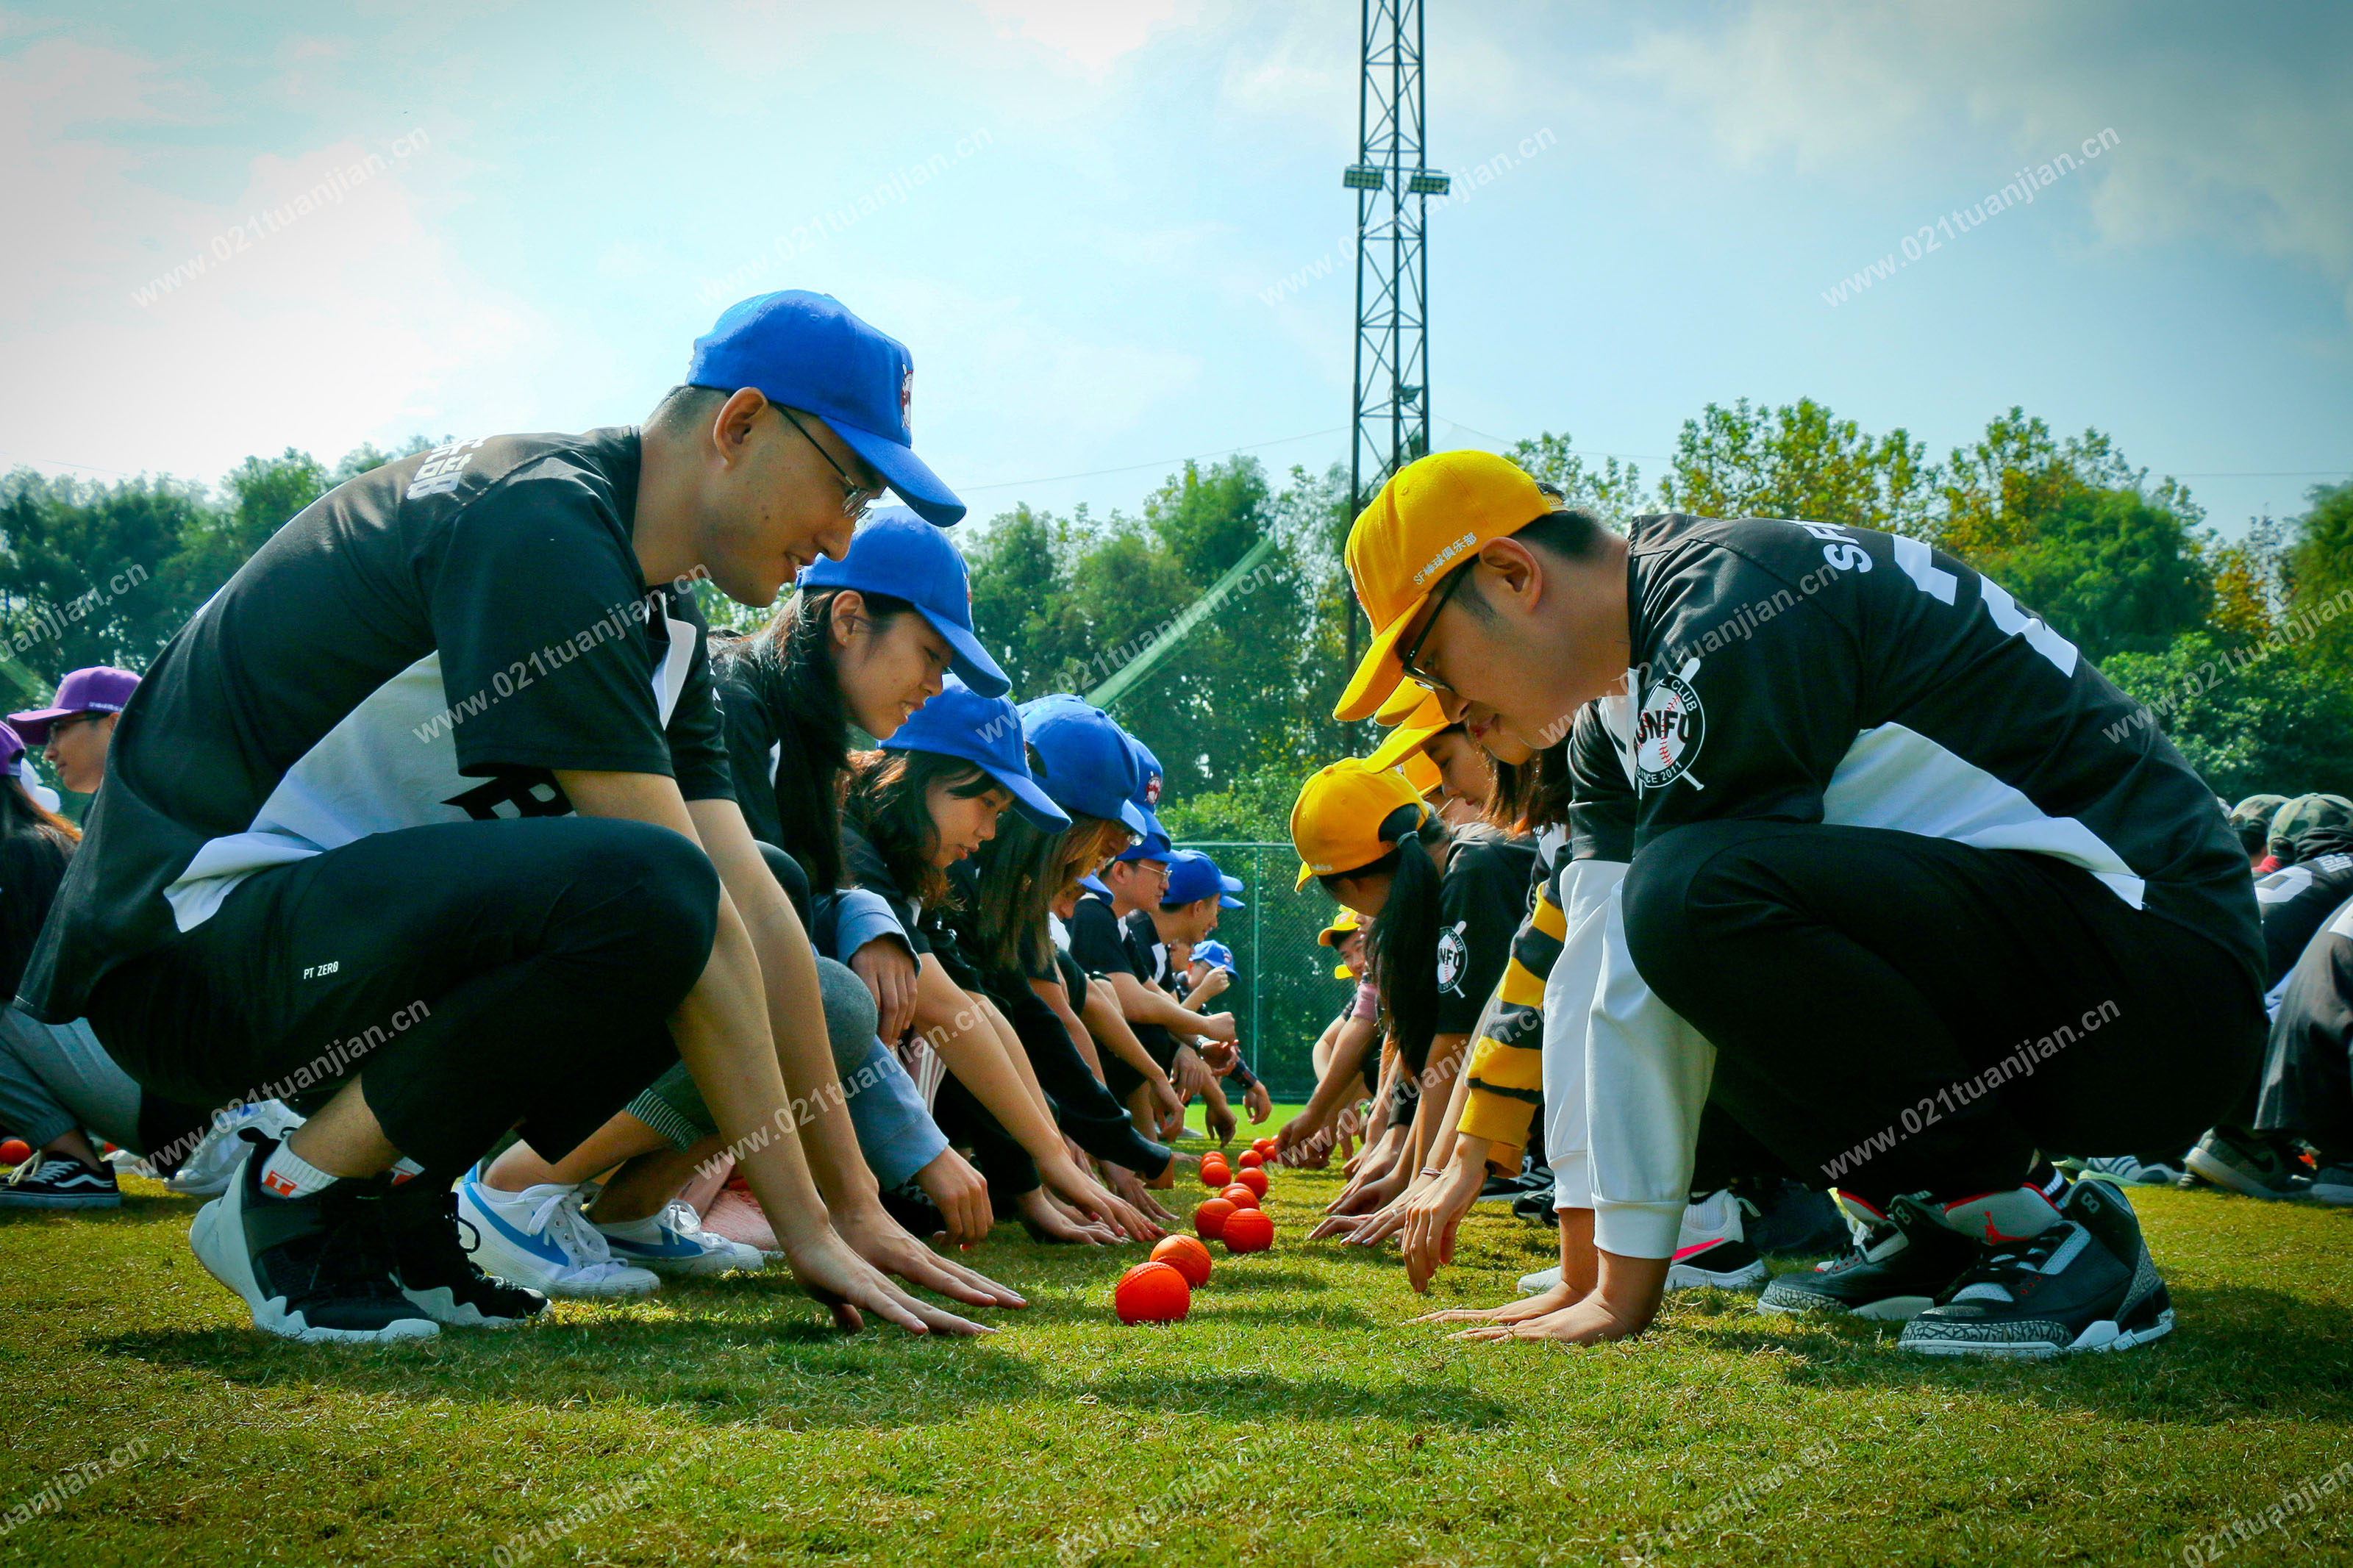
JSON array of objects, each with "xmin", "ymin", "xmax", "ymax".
[
  {"xmin": 1367, "ymin": 720, "xmax": 1444, "ymax": 774},
  {"xmin": 1376, "ymin": 685, "xmax": 1445, "ymax": 728},
  {"xmin": 917, "ymin": 609, "xmax": 1011, "ymax": 698},
  {"xmin": 1295, "ymin": 861, "xmax": 1318, "ymax": 890},
  {"xmin": 1217, "ymin": 893, "xmax": 1244, "ymax": 909},
  {"xmin": 991, "ymin": 765, "xmax": 1071, "ymax": 831},
  {"xmin": 833, "ymin": 421, "xmax": 966, "ymax": 527},
  {"xmin": 7, "ymin": 708, "xmax": 71, "ymax": 742},
  {"xmin": 1333, "ymin": 601, "xmax": 1424, "ymax": 721},
  {"xmin": 1117, "ymin": 798, "xmax": 1151, "ymax": 836},
  {"xmin": 1080, "ymin": 873, "xmax": 1111, "ymax": 896}
]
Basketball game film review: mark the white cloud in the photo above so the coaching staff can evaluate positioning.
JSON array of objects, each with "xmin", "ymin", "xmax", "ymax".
[
  {"xmin": 1606, "ymin": 0, "xmax": 2353, "ymax": 315},
  {"xmin": 971, "ymin": 0, "xmax": 1204, "ymax": 73},
  {"xmin": 0, "ymin": 37, "xmax": 551, "ymax": 483}
]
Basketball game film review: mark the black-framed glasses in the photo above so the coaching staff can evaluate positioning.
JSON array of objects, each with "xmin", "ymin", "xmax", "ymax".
[
  {"xmin": 772, "ymin": 404, "xmax": 883, "ymax": 522},
  {"xmin": 1398, "ymin": 562, "xmax": 1471, "ymax": 692}
]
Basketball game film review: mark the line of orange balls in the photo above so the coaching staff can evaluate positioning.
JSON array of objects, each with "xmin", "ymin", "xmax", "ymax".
[{"xmin": 1113, "ymin": 1137, "xmax": 1282, "ymax": 1324}]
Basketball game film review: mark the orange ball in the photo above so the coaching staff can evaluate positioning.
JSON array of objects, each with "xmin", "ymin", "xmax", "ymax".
[
  {"xmin": 0, "ymin": 1137, "xmax": 29, "ymax": 1168},
  {"xmin": 1150, "ymin": 1234, "xmax": 1214, "ymax": 1287},
  {"xmin": 1252, "ymin": 1138, "xmax": 1277, "ymax": 1158},
  {"xmin": 1235, "ymin": 1150, "xmax": 1263, "ymax": 1171},
  {"xmin": 1221, "ymin": 1208, "xmax": 1274, "ymax": 1253},
  {"xmin": 1199, "ymin": 1157, "xmax": 1230, "ymax": 1189},
  {"xmin": 1115, "ymin": 1261, "xmax": 1191, "ymax": 1324},
  {"xmin": 1220, "ymin": 1183, "xmax": 1260, "ymax": 1211},
  {"xmin": 1194, "ymin": 1198, "xmax": 1237, "ymax": 1239},
  {"xmin": 1235, "ymin": 1167, "xmax": 1269, "ymax": 1199}
]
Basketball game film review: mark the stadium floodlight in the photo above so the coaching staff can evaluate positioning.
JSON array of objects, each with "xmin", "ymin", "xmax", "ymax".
[
  {"xmin": 1406, "ymin": 169, "xmax": 1450, "ymax": 195},
  {"xmin": 1343, "ymin": 163, "xmax": 1386, "ymax": 190}
]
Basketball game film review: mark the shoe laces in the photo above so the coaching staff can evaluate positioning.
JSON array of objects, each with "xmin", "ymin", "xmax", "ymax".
[
  {"xmin": 10, "ymin": 1156, "xmax": 88, "ymax": 1189},
  {"xmin": 657, "ymin": 1200, "xmax": 725, "ymax": 1249},
  {"xmin": 1941, "ymin": 1222, "xmax": 2078, "ymax": 1303},
  {"xmin": 522, "ymin": 1187, "xmax": 631, "ymax": 1276},
  {"xmin": 303, "ymin": 1192, "xmax": 411, "ymax": 1301}
]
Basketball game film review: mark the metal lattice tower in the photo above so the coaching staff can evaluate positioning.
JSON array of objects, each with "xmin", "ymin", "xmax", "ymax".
[{"xmin": 1344, "ymin": 0, "xmax": 1447, "ymax": 671}]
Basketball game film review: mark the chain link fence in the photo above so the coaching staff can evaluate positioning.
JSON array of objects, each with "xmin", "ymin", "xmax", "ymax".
[{"xmin": 1175, "ymin": 840, "xmax": 1354, "ymax": 1100}]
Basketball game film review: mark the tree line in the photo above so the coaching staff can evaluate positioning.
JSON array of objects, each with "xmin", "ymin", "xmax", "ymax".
[{"xmin": 4, "ymin": 403, "xmax": 2349, "ymax": 827}]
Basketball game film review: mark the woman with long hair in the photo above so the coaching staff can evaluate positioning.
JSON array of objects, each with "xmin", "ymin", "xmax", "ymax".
[
  {"xmin": 1288, "ymin": 757, "xmax": 1536, "ymax": 1240},
  {"xmin": 838, "ymin": 679, "xmax": 1157, "ymax": 1243}
]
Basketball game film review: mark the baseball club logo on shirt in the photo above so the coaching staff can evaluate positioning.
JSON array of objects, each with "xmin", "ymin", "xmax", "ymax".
[
  {"xmin": 1144, "ymin": 773, "xmax": 1162, "ymax": 806},
  {"xmin": 1634, "ymin": 661, "xmax": 1706, "ymax": 791},
  {"xmin": 1435, "ymin": 918, "xmax": 1469, "ymax": 994}
]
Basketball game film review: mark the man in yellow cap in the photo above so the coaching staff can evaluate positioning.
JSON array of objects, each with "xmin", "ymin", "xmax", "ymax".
[{"xmin": 1336, "ymin": 448, "xmax": 2263, "ymax": 1358}]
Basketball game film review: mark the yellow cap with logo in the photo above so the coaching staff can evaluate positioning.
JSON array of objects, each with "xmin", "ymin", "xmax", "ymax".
[
  {"xmin": 1334, "ymin": 450, "xmax": 1552, "ymax": 722},
  {"xmin": 1317, "ymin": 907, "xmax": 1363, "ymax": 948},
  {"xmin": 1290, "ymin": 757, "xmax": 1430, "ymax": 888}
]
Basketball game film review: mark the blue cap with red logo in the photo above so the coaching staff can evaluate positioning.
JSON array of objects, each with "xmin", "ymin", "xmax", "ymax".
[
  {"xmin": 798, "ymin": 509, "xmax": 1008, "ymax": 698},
  {"xmin": 1018, "ymin": 695, "xmax": 1149, "ymax": 835},
  {"xmin": 881, "ymin": 676, "xmax": 1068, "ymax": 831},
  {"xmin": 687, "ymin": 290, "xmax": 964, "ymax": 526}
]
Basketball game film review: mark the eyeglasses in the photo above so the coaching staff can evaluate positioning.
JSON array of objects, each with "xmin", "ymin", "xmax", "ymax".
[
  {"xmin": 772, "ymin": 404, "xmax": 884, "ymax": 522},
  {"xmin": 1398, "ymin": 562, "xmax": 1471, "ymax": 693}
]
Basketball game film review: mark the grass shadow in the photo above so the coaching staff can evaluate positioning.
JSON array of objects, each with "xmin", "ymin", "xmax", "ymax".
[
  {"xmin": 91, "ymin": 1311, "xmax": 1051, "ymax": 1433},
  {"xmin": 1063, "ymin": 1368, "xmax": 1513, "ymax": 1428}
]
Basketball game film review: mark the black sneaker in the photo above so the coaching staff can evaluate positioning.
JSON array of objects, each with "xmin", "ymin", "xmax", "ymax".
[
  {"xmin": 188, "ymin": 1131, "xmax": 438, "ymax": 1344},
  {"xmin": 1730, "ymin": 1176, "xmax": 1848, "ymax": 1259},
  {"xmin": 1669, "ymin": 1237, "xmax": 1768, "ymax": 1291},
  {"xmin": 2310, "ymin": 1165, "xmax": 2353, "ymax": 1208},
  {"xmin": 1899, "ymin": 1178, "xmax": 2173, "ymax": 1358},
  {"xmin": 1756, "ymin": 1192, "xmax": 1980, "ymax": 1321},
  {"xmin": 384, "ymin": 1182, "xmax": 548, "ymax": 1328},
  {"xmin": 2184, "ymin": 1126, "xmax": 2312, "ymax": 1200},
  {"xmin": 0, "ymin": 1152, "xmax": 122, "ymax": 1210},
  {"xmin": 1510, "ymin": 1187, "xmax": 1560, "ymax": 1228}
]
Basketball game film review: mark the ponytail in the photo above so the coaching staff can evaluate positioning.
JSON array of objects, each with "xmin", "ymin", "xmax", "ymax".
[{"xmin": 1324, "ymin": 805, "xmax": 1449, "ymax": 1076}]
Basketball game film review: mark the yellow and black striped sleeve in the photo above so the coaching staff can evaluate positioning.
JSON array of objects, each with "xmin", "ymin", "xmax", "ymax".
[{"xmin": 1458, "ymin": 860, "xmax": 1568, "ymax": 1151}]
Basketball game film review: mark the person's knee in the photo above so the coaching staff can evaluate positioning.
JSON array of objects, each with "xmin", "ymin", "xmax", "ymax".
[
  {"xmin": 815, "ymin": 957, "xmax": 879, "ymax": 1067},
  {"xmin": 1622, "ymin": 820, "xmax": 1775, "ymax": 992},
  {"xmin": 568, "ymin": 818, "xmax": 722, "ymax": 985}
]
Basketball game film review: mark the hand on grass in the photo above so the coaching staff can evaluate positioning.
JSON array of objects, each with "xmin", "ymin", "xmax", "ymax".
[
  {"xmin": 1399, "ymin": 1150, "xmax": 1490, "ymax": 1291},
  {"xmin": 832, "ymin": 1198, "xmax": 1026, "ymax": 1310},
  {"xmin": 1043, "ymin": 1155, "xmax": 1163, "ymax": 1243},
  {"xmin": 1243, "ymin": 1081, "xmax": 1272, "ymax": 1124},
  {"xmin": 1408, "ymin": 1278, "xmax": 1585, "ymax": 1326},
  {"xmin": 1104, "ymin": 1161, "xmax": 1179, "ymax": 1227},
  {"xmin": 780, "ymin": 1226, "xmax": 993, "ymax": 1336},
  {"xmin": 1015, "ymin": 1186, "xmax": 1118, "ymax": 1245}
]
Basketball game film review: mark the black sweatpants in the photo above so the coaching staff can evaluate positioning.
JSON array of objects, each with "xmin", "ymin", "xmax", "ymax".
[
  {"xmin": 2256, "ymin": 919, "xmax": 2353, "ymax": 1164},
  {"xmin": 88, "ymin": 817, "xmax": 719, "ymax": 1181},
  {"xmin": 1622, "ymin": 820, "xmax": 2265, "ymax": 1207}
]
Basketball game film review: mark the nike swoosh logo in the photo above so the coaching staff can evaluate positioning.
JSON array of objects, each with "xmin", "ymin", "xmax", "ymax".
[{"xmin": 461, "ymin": 1188, "xmax": 571, "ymax": 1267}]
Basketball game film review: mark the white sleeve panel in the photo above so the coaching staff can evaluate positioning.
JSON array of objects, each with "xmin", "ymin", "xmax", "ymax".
[
  {"xmin": 1541, "ymin": 858, "xmax": 1627, "ymax": 1211},
  {"xmin": 1588, "ymin": 880, "xmax": 1716, "ymax": 1259}
]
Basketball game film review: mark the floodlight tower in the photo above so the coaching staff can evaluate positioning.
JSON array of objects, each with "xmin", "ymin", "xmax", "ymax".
[{"xmin": 1344, "ymin": 0, "xmax": 1447, "ymax": 672}]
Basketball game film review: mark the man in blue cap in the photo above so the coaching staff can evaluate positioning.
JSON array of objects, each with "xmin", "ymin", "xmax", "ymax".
[
  {"xmin": 1151, "ymin": 851, "xmax": 1272, "ymax": 1128},
  {"xmin": 20, "ymin": 290, "xmax": 1010, "ymax": 1344}
]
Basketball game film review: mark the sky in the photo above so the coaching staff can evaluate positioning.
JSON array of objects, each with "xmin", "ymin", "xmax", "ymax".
[{"xmin": 2, "ymin": 0, "xmax": 2348, "ymax": 539}]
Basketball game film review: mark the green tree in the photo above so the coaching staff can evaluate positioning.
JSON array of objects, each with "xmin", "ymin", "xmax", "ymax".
[
  {"xmin": 2284, "ymin": 482, "xmax": 2353, "ymax": 685},
  {"xmin": 1660, "ymin": 397, "xmax": 1941, "ymax": 537},
  {"xmin": 2104, "ymin": 633, "xmax": 2353, "ymax": 799},
  {"xmin": 1968, "ymin": 487, "xmax": 2213, "ymax": 664},
  {"xmin": 0, "ymin": 472, "xmax": 208, "ymax": 685},
  {"xmin": 1501, "ymin": 432, "xmax": 1646, "ymax": 523}
]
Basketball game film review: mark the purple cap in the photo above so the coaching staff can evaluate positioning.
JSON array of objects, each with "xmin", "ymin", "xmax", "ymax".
[{"xmin": 10, "ymin": 666, "xmax": 140, "ymax": 743}]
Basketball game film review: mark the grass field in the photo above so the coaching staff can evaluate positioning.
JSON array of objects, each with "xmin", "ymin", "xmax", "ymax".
[{"xmin": 4, "ymin": 1124, "xmax": 2351, "ymax": 1568}]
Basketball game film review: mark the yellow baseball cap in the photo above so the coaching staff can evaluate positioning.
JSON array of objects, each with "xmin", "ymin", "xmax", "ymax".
[
  {"xmin": 1367, "ymin": 720, "xmax": 1446, "ymax": 776},
  {"xmin": 1374, "ymin": 682, "xmax": 1445, "ymax": 728},
  {"xmin": 1398, "ymin": 751, "xmax": 1442, "ymax": 795},
  {"xmin": 1290, "ymin": 758, "xmax": 1430, "ymax": 888},
  {"xmin": 1335, "ymin": 450, "xmax": 1552, "ymax": 722},
  {"xmin": 1317, "ymin": 907, "xmax": 1363, "ymax": 948}
]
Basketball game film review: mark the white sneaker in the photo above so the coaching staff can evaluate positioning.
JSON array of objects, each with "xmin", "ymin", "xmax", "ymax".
[
  {"xmin": 1518, "ymin": 1265, "xmax": 1562, "ymax": 1296},
  {"xmin": 1668, "ymin": 1187, "xmax": 1768, "ymax": 1291},
  {"xmin": 454, "ymin": 1178, "xmax": 660, "ymax": 1298},
  {"xmin": 595, "ymin": 1200, "xmax": 764, "ymax": 1276},
  {"xmin": 163, "ymin": 1101, "xmax": 306, "ymax": 1197}
]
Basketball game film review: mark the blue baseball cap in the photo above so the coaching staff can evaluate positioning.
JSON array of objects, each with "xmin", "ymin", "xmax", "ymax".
[
  {"xmin": 687, "ymin": 290, "xmax": 964, "ymax": 526},
  {"xmin": 1165, "ymin": 849, "xmax": 1244, "ymax": 909},
  {"xmin": 882, "ymin": 676, "xmax": 1068, "ymax": 831},
  {"xmin": 1018, "ymin": 695, "xmax": 1150, "ymax": 835},
  {"xmin": 1193, "ymin": 939, "xmax": 1235, "ymax": 973},
  {"xmin": 798, "ymin": 509, "xmax": 1009, "ymax": 698},
  {"xmin": 1079, "ymin": 873, "xmax": 1112, "ymax": 898}
]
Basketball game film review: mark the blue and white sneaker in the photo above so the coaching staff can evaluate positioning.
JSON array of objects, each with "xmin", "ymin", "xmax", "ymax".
[
  {"xmin": 594, "ymin": 1200, "xmax": 764, "ymax": 1277},
  {"xmin": 454, "ymin": 1178, "xmax": 659, "ymax": 1298},
  {"xmin": 164, "ymin": 1100, "xmax": 306, "ymax": 1197}
]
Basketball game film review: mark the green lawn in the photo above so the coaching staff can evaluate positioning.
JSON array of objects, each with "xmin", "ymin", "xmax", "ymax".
[{"xmin": 3, "ymin": 1143, "xmax": 2350, "ymax": 1567}]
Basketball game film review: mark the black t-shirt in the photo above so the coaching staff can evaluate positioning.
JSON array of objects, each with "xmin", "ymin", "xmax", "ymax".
[
  {"xmin": 1564, "ymin": 512, "xmax": 2260, "ymax": 983},
  {"xmin": 1119, "ymin": 909, "xmax": 1171, "ymax": 986},
  {"xmin": 713, "ymin": 648, "xmax": 848, "ymax": 897},
  {"xmin": 24, "ymin": 429, "xmax": 731, "ymax": 1021},
  {"xmin": 839, "ymin": 819, "xmax": 931, "ymax": 956},
  {"xmin": 1068, "ymin": 891, "xmax": 1140, "ymax": 978},
  {"xmin": 2257, "ymin": 844, "xmax": 2353, "ymax": 991},
  {"xmin": 1434, "ymin": 824, "xmax": 1539, "ymax": 1036}
]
